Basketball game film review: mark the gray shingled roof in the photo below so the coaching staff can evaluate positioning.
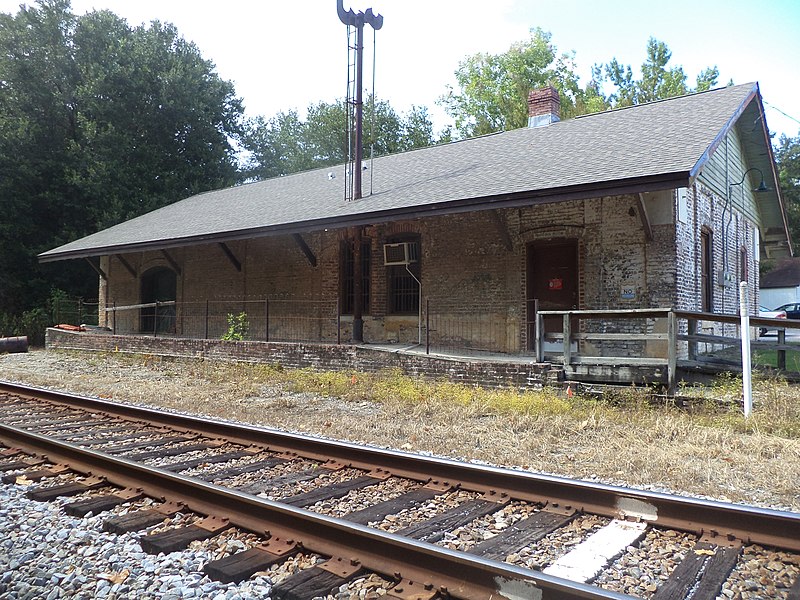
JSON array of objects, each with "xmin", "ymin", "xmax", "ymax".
[
  {"xmin": 761, "ymin": 258, "xmax": 800, "ymax": 288},
  {"xmin": 40, "ymin": 82, "xmax": 767, "ymax": 261}
]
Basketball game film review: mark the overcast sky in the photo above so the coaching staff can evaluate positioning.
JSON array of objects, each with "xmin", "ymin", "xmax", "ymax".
[{"xmin": 3, "ymin": 0, "xmax": 799, "ymax": 140}]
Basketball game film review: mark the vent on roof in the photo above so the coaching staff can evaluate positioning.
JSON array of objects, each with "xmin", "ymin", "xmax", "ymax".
[{"xmin": 383, "ymin": 242, "xmax": 418, "ymax": 266}]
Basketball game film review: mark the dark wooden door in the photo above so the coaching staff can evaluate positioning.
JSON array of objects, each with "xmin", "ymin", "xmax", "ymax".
[{"xmin": 526, "ymin": 240, "xmax": 579, "ymax": 350}]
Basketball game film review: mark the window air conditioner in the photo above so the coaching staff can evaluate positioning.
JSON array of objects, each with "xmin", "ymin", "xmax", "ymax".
[{"xmin": 383, "ymin": 242, "xmax": 418, "ymax": 266}]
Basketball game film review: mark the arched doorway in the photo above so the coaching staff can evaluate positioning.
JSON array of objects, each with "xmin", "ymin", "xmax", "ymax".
[{"xmin": 140, "ymin": 267, "xmax": 177, "ymax": 334}]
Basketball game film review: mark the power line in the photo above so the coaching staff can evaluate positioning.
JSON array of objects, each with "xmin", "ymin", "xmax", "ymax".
[{"xmin": 764, "ymin": 100, "xmax": 800, "ymax": 126}]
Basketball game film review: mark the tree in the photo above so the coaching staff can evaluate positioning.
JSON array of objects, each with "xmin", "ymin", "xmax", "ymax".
[
  {"xmin": 439, "ymin": 28, "xmax": 604, "ymax": 139},
  {"xmin": 775, "ymin": 134, "xmax": 800, "ymax": 251},
  {"xmin": 242, "ymin": 97, "xmax": 442, "ymax": 180},
  {"xmin": 0, "ymin": 0, "xmax": 243, "ymax": 321},
  {"xmin": 602, "ymin": 38, "xmax": 719, "ymax": 107}
]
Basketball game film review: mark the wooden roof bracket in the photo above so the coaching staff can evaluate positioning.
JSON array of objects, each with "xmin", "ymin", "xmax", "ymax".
[
  {"xmin": 160, "ymin": 250, "xmax": 182, "ymax": 276},
  {"xmin": 84, "ymin": 257, "xmax": 107, "ymax": 281},
  {"xmin": 217, "ymin": 242, "xmax": 241, "ymax": 272},
  {"xmin": 114, "ymin": 254, "xmax": 136, "ymax": 279},
  {"xmin": 637, "ymin": 193, "xmax": 654, "ymax": 242},
  {"xmin": 292, "ymin": 233, "xmax": 317, "ymax": 267},
  {"xmin": 490, "ymin": 210, "xmax": 514, "ymax": 251}
]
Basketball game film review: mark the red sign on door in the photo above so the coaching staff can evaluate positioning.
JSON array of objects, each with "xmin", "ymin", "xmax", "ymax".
[{"xmin": 548, "ymin": 278, "xmax": 563, "ymax": 290}]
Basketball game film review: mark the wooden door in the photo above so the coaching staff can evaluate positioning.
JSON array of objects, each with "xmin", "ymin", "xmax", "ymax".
[{"xmin": 527, "ymin": 240, "xmax": 579, "ymax": 350}]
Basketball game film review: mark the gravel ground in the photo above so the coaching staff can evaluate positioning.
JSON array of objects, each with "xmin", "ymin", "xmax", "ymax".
[{"xmin": 1, "ymin": 349, "xmax": 800, "ymax": 599}]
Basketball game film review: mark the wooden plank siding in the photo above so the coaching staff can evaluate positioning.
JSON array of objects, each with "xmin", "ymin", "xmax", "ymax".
[{"xmin": 695, "ymin": 125, "xmax": 762, "ymax": 228}]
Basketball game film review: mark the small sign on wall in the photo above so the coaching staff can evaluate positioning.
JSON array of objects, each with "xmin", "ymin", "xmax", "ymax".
[
  {"xmin": 620, "ymin": 283, "xmax": 636, "ymax": 301},
  {"xmin": 548, "ymin": 278, "xmax": 563, "ymax": 290}
]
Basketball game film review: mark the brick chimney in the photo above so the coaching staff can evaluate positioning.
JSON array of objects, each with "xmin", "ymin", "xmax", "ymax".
[{"xmin": 528, "ymin": 86, "xmax": 561, "ymax": 127}]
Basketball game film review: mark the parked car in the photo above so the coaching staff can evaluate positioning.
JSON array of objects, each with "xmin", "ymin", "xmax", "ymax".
[
  {"xmin": 773, "ymin": 303, "xmax": 800, "ymax": 320},
  {"xmin": 758, "ymin": 304, "xmax": 787, "ymax": 336}
]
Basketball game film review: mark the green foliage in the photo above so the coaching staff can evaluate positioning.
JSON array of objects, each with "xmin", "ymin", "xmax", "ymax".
[
  {"xmin": 439, "ymin": 28, "xmax": 600, "ymax": 138},
  {"xmin": 775, "ymin": 134, "xmax": 800, "ymax": 250},
  {"xmin": 601, "ymin": 38, "xmax": 719, "ymax": 107},
  {"xmin": 241, "ymin": 96, "xmax": 443, "ymax": 180},
  {"xmin": 221, "ymin": 312, "xmax": 249, "ymax": 341},
  {"xmin": 0, "ymin": 0, "xmax": 243, "ymax": 318},
  {"xmin": 440, "ymin": 32, "xmax": 719, "ymax": 139}
]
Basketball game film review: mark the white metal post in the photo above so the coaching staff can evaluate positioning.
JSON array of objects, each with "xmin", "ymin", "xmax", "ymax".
[{"xmin": 739, "ymin": 281, "xmax": 753, "ymax": 417}]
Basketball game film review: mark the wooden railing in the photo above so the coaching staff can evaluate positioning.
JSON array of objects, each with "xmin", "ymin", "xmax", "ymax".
[{"xmin": 535, "ymin": 308, "xmax": 800, "ymax": 393}]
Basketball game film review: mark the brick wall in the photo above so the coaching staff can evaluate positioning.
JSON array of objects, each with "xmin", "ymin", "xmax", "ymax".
[
  {"xmin": 45, "ymin": 328, "xmax": 560, "ymax": 391},
  {"xmin": 99, "ymin": 192, "xmax": 725, "ymax": 356}
]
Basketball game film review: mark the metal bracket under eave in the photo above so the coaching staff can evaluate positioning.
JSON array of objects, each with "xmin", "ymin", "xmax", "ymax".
[
  {"xmin": 84, "ymin": 257, "xmax": 107, "ymax": 281},
  {"xmin": 160, "ymin": 250, "xmax": 182, "ymax": 276},
  {"xmin": 217, "ymin": 242, "xmax": 241, "ymax": 272},
  {"xmin": 637, "ymin": 193, "xmax": 654, "ymax": 242},
  {"xmin": 292, "ymin": 234, "xmax": 317, "ymax": 267},
  {"xmin": 114, "ymin": 254, "xmax": 137, "ymax": 278}
]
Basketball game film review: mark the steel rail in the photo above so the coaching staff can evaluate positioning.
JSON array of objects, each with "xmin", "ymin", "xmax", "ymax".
[
  {"xmin": 0, "ymin": 421, "xmax": 632, "ymax": 600},
  {"xmin": 3, "ymin": 380, "xmax": 800, "ymax": 555}
]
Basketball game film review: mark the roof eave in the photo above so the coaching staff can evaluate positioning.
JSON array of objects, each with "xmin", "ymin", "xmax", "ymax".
[{"xmin": 38, "ymin": 171, "xmax": 691, "ymax": 263}]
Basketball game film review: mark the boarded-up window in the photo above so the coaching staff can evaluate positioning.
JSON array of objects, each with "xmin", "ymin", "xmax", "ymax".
[{"xmin": 701, "ymin": 228, "xmax": 713, "ymax": 312}]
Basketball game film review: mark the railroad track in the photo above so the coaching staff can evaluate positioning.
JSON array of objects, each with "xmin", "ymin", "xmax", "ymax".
[{"xmin": 0, "ymin": 380, "xmax": 798, "ymax": 600}]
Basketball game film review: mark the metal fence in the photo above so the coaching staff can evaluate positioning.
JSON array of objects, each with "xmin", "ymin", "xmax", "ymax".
[
  {"xmin": 105, "ymin": 298, "xmax": 341, "ymax": 343},
  {"xmin": 54, "ymin": 297, "xmax": 100, "ymax": 327},
  {"xmin": 424, "ymin": 298, "xmax": 520, "ymax": 356}
]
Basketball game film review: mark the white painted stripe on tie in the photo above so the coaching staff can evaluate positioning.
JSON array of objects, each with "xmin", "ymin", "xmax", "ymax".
[{"xmin": 542, "ymin": 519, "xmax": 646, "ymax": 583}]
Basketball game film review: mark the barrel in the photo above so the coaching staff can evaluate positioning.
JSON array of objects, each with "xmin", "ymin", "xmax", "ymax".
[{"xmin": 0, "ymin": 336, "xmax": 28, "ymax": 353}]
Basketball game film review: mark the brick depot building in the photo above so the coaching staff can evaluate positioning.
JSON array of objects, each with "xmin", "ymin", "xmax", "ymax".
[{"xmin": 41, "ymin": 83, "xmax": 790, "ymax": 383}]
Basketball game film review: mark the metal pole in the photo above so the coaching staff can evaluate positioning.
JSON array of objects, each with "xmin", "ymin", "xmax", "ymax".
[
  {"xmin": 337, "ymin": 297, "xmax": 341, "ymax": 345},
  {"xmin": 426, "ymin": 298, "xmax": 430, "ymax": 355},
  {"xmin": 354, "ymin": 21, "xmax": 364, "ymax": 200},
  {"xmin": 265, "ymin": 299, "xmax": 270, "ymax": 342},
  {"xmin": 667, "ymin": 311, "xmax": 677, "ymax": 396},
  {"xmin": 739, "ymin": 281, "xmax": 753, "ymax": 417}
]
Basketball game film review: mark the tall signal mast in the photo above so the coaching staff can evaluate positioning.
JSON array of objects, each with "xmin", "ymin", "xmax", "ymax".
[
  {"xmin": 337, "ymin": 1, "xmax": 383, "ymax": 344},
  {"xmin": 337, "ymin": 0, "xmax": 383, "ymax": 202}
]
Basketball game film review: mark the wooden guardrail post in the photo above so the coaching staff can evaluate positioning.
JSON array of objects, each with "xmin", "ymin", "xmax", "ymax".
[
  {"xmin": 687, "ymin": 318, "xmax": 697, "ymax": 361},
  {"xmin": 562, "ymin": 313, "xmax": 571, "ymax": 367},
  {"xmin": 778, "ymin": 328, "xmax": 786, "ymax": 371},
  {"xmin": 667, "ymin": 311, "xmax": 677, "ymax": 395}
]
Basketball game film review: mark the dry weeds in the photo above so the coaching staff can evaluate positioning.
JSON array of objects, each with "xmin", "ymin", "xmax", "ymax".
[{"xmin": 0, "ymin": 349, "xmax": 798, "ymax": 511}]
